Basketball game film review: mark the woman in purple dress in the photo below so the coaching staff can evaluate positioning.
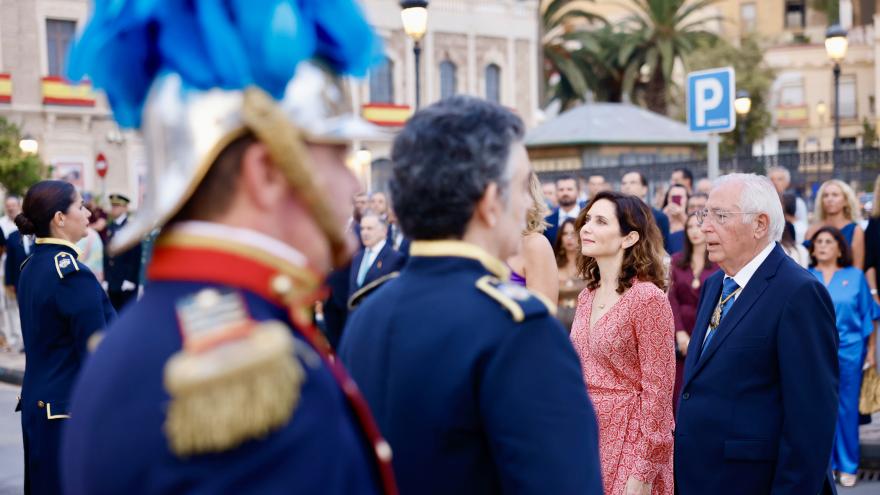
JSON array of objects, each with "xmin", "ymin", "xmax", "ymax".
[
  {"xmin": 507, "ymin": 172, "xmax": 557, "ymax": 303},
  {"xmin": 667, "ymin": 213, "xmax": 718, "ymax": 413}
]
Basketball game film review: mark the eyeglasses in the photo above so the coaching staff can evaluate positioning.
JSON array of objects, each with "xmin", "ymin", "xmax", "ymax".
[{"xmin": 695, "ymin": 208, "xmax": 759, "ymax": 226}]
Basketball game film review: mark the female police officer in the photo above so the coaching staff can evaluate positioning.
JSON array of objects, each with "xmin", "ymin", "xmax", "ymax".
[{"xmin": 14, "ymin": 180, "xmax": 115, "ymax": 494}]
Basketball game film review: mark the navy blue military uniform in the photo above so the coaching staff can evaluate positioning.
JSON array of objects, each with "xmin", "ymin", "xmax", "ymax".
[
  {"xmin": 340, "ymin": 240, "xmax": 603, "ymax": 494},
  {"xmin": 104, "ymin": 213, "xmax": 142, "ymax": 312},
  {"xmin": 16, "ymin": 238, "xmax": 115, "ymax": 494},
  {"xmin": 4, "ymin": 230, "xmax": 31, "ymax": 289},
  {"xmin": 62, "ymin": 229, "xmax": 395, "ymax": 494}
]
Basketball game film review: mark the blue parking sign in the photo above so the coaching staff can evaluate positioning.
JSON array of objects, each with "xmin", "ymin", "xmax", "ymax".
[{"xmin": 687, "ymin": 67, "xmax": 735, "ymax": 133}]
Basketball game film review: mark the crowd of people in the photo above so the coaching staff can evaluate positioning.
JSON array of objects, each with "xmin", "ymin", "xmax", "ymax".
[{"xmin": 3, "ymin": 1, "xmax": 880, "ymax": 494}]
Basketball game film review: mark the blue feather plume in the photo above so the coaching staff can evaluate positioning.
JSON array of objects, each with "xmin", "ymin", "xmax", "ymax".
[{"xmin": 67, "ymin": 0, "xmax": 383, "ymax": 128}]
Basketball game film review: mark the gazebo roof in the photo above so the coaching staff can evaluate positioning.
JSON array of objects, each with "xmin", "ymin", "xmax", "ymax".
[{"xmin": 526, "ymin": 102, "xmax": 708, "ymax": 148}]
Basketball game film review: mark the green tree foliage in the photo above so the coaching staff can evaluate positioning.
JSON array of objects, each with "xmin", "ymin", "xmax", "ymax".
[
  {"xmin": 811, "ymin": 0, "xmax": 839, "ymax": 25},
  {"xmin": 541, "ymin": 0, "xmax": 606, "ymax": 110},
  {"xmin": 0, "ymin": 117, "xmax": 47, "ymax": 196},
  {"xmin": 861, "ymin": 117, "xmax": 878, "ymax": 148},
  {"xmin": 616, "ymin": 0, "xmax": 723, "ymax": 115},
  {"xmin": 687, "ymin": 35, "xmax": 776, "ymax": 155}
]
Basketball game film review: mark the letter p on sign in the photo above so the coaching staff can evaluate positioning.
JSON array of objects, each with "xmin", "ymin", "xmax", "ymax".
[{"xmin": 687, "ymin": 67, "xmax": 735, "ymax": 133}]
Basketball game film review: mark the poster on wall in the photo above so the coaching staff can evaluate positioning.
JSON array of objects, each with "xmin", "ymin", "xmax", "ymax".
[{"xmin": 52, "ymin": 161, "xmax": 85, "ymax": 190}]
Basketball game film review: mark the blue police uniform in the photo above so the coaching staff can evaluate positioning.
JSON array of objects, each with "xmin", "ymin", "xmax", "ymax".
[
  {"xmin": 62, "ymin": 226, "xmax": 396, "ymax": 494},
  {"xmin": 4, "ymin": 230, "xmax": 30, "ymax": 289},
  {"xmin": 340, "ymin": 240, "xmax": 604, "ymax": 494},
  {"xmin": 16, "ymin": 237, "xmax": 115, "ymax": 494},
  {"xmin": 104, "ymin": 214, "xmax": 143, "ymax": 312}
]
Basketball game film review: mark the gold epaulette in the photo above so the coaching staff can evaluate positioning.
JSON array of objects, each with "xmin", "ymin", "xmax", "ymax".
[
  {"xmin": 475, "ymin": 275, "xmax": 557, "ymax": 323},
  {"xmin": 347, "ymin": 271, "xmax": 400, "ymax": 311}
]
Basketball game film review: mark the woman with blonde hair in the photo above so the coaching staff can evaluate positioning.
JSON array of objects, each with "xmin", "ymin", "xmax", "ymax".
[
  {"xmin": 570, "ymin": 191, "xmax": 674, "ymax": 495},
  {"xmin": 507, "ymin": 171, "xmax": 559, "ymax": 304},
  {"xmin": 806, "ymin": 179, "xmax": 865, "ymax": 268}
]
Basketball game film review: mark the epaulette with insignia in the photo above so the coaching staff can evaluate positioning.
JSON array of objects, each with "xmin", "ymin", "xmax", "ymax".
[
  {"xmin": 475, "ymin": 275, "xmax": 557, "ymax": 323},
  {"xmin": 347, "ymin": 271, "xmax": 400, "ymax": 310},
  {"xmin": 163, "ymin": 288, "xmax": 306, "ymax": 457},
  {"xmin": 54, "ymin": 252, "xmax": 80, "ymax": 279}
]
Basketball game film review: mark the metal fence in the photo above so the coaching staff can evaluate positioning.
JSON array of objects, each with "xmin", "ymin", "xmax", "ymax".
[{"xmin": 536, "ymin": 148, "xmax": 880, "ymax": 191}]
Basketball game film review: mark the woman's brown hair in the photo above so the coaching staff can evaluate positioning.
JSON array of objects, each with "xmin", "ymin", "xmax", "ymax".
[
  {"xmin": 554, "ymin": 217, "xmax": 577, "ymax": 268},
  {"xmin": 576, "ymin": 191, "xmax": 667, "ymax": 293},
  {"xmin": 808, "ymin": 226, "xmax": 853, "ymax": 267}
]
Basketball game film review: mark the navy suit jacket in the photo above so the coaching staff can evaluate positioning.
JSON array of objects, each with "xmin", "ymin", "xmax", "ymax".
[
  {"xmin": 543, "ymin": 205, "xmax": 583, "ymax": 246},
  {"xmin": 651, "ymin": 207, "xmax": 671, "ymax": 250},
  {"xmin": 4, "ymin": 230, "xmax": 29, "ymax": 288},
  {"xmin": 348, "ymin": 243, "xmax": 405, "ymax": 299},
  {"xmin": 674, "ymin": 244, "xmax": 838, "ymax": 495}
]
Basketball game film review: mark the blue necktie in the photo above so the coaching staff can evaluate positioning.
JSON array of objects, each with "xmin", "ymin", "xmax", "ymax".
[
  {"xmin": 702, "ymin": 277, "xmax": 740, "ymax": 351},
  {"xmin": 356, "ymin": 249, "xmax": 373, "ymax": 286}
]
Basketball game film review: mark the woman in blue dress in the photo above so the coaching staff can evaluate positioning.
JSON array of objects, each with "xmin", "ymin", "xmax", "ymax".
[
  {"xmin": 806, "ymin": 179, "xmax": 865, "ymax": 269},
  {"xmin": 808, "ymin": 226, "xmax": 878, "ymax": 487}
]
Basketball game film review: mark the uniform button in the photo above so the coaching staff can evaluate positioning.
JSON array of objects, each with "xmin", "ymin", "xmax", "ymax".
[
  {"xmin": 37, "ymin": 400, "xmax": 45, "ymax": 408},
  {"xmin": 375, "ymin": 439, "xmax": 393, "ymax": 462},
  {"xmin": 682, "ymin": 392, "xmax": 690, "ymax": 400}
]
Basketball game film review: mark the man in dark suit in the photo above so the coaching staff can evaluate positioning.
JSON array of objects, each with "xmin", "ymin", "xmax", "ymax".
[
  {"xmin": 348, "ymin": 211, "xmax": 404, "ymax": 302},
  {"xmin": 675, "ymin": 174, "xmax": 838, "ymax": 495},
  {"xmin": 620, "ymin": 171, "xmax": 671, "ymax": 250},
  {"xmin": 103, "ymin": 193, "xmax": 142, "ymax": 312},
  {"xmin": 543, "ymin": 175, "xmax": 583, "ymax": 245}
]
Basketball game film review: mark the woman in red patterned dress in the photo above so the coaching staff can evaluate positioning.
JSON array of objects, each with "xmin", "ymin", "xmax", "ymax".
[{"xmin": 570, "ymin": 191, "xmax": 675, "ymax": 495}]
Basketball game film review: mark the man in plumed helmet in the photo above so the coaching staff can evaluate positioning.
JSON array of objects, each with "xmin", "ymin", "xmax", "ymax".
[{"xmin": 60, "ymin": 1, "xmax": 397, "ymax": 493}]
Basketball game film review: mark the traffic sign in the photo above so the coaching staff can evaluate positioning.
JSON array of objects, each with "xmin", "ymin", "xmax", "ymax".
[
  {"xmin": 95, "ymin": 152, "xmax": 108, "ymax": 178},
  {"xmin": 687, "ymin": 67, "xmax": 735, "ymax": 133}
]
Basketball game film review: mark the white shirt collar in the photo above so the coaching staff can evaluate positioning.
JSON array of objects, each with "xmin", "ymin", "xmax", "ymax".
[
  {"xmin": 558, "ymin": 205, "xmax": 579, "ymax": 223},
  {"xmin": 366, "ymin": 239, "xmax": 386, "ymax": 257},
  {"xmin": 114, "ymin": 212, "xmax": 128, "ymax": 226},
  {"xmin": 170, "ymin": 221, "xmax": 308, "ymax": 268},
  {"xmin": 727, "ymin": 241, "xmax": 776, "ymax": 299}
]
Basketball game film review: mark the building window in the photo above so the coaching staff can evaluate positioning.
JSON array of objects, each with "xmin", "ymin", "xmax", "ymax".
[
  {"xmin": 840, "ymin": 137, "xmax": 858, "ymax": 149},
  {"xmin": 740, "ymin": 3, "xmax": 757, "ymax": 33},
  {"xmin": 779, "ymin": 82, "xmax": 805, "ymax": 106},
  {"xmin": 784, "ymin": 1, "xmax": 805, "ymax": 29},
  {"xmin": 46, "ymin": 19, "xmax": 76, "ymax": 76},
  {"xmin": 838, "ymin": 75, "xmax": 857, "ymax": 119},
  {"xmin": 369, "ymin": 57, "xmax": 394, "ymax": 104},
  {"xmin": 778, "ymin": 139, "xmax": 799, "ymax": 153},
  {"xmin": 440, "ymin": 61, "xmax": 457, "ymax": 100},
  {"xmin": 485, "ymin": 64, "xmax": 501, "ymax": 103}
]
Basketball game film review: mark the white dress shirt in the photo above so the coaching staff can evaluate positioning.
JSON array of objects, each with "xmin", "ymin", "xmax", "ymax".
[{"xmin": 726, "ymin": 241, "xmax": 776, "ymax": 301}]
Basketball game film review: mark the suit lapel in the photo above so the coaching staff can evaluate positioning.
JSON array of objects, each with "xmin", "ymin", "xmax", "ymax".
[
  {"xmin": 686, "ymin": 246, "xmax": 785, "ymax": 382},
  {"xmin": 682, "ymin": 273, "xmax": 722, "ymax": 387}
]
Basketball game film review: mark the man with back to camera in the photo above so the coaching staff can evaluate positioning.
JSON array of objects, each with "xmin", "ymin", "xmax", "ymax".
[
  {"xmin": 339, "ymin": 96, "xmax": 603, "ymax": 495},
  {"xmin": 675, "ymin": 173, "xmax": 838, "ymax": 495}
]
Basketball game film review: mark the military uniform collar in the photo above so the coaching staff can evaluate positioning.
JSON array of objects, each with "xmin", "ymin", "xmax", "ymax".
[
  {"xmin": 409, "ymin": 240, "xmax": 510, "ymax": 280},
  {"xmin": 148, "ymin": 222, "xmax": 322, "ymax": 327},
  {"xmin": 35, "ymin": 237, "xmax": 84, "ymax": 258}
]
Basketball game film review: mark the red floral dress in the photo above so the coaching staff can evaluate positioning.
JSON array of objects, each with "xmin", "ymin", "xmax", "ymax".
[{"xmin": 570, "ymin": 280, "xmax": 675, "ymax": 495}]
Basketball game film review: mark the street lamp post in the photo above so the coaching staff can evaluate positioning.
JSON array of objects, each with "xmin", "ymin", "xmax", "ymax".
[
  {"xmin": 400, "ymin": 0, "xmax": 428, "ymax": 110},
  {"xmin": 18, "ymin": 134, "xmax": 38, "ymax": 155},
  {"xmin": 734, "ymin": 89, "xmax": 752, "ymax": 159},
  {"xmin": 825, "ymin": 24, "xmax": 849, "ymax": 161}
]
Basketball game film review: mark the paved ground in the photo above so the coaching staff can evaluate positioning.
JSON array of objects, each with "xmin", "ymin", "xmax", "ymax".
[{"xmin": 0, "ymin": 383, "xmax": 22, "ymax": 495}]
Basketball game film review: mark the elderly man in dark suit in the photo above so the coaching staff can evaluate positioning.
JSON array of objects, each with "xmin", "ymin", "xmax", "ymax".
[
  {"xmin": 348, "ymin": 211, "xmax": 404, "ymax": 303},
  {"xmin": 675, "ymin": 173, "xmax": 838, "ymax": 495}
]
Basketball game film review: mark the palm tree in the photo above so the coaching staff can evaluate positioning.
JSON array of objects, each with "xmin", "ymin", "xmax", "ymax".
[
  {"xmin": 540, "ymin": 0, "xmax": 605, "ymax": 110},
  {"xmin": 616, "ymin": 0, "xmax": 723, "ymax": 115}
]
